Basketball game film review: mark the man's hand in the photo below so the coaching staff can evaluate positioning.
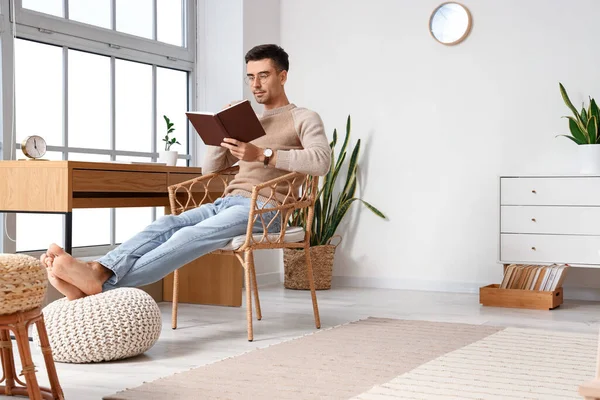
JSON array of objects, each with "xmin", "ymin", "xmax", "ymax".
[{"xmin": 221, "ymin": 138, "xmax": 263, "ymax": 162}]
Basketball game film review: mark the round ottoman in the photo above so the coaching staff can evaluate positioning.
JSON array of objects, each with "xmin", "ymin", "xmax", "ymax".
[{"xmin": 35, "ymin": 287, "xmax": 162, "ymax": 363}]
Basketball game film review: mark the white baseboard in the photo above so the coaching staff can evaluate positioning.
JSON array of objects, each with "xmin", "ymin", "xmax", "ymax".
[
  {"xmin": 331, "ymin": 276, "xmax": 600, "ymax": 302},
  {"xmin": 332, "ymin": 276, "xmax": 481, "ymax": 294}
]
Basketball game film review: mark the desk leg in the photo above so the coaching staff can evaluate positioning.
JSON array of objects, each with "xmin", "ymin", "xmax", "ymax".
[{"xmin": 64, "ymin": 212, "xmax": 72, "ymax": 254}]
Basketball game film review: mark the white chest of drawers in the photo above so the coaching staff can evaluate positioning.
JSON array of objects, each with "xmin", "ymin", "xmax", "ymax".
[{"xmin": 499, "ymin": 175, "xmax": 600, "ymax": 267}]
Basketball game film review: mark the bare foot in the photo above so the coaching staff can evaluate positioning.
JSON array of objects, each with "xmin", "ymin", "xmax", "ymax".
[
  {"xmin": 47, "ymin": 268, "xmax": 86, "ymax": 301},
  {"xmin": 47, "ymin": 243, "xmax": 111, "ymax": 296},
  {"xmin": 41, "ymin": 249, "xmax": 86, "ymax": 300}
]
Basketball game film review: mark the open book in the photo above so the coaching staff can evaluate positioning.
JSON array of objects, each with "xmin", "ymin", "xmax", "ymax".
[{"xmin": 186, "ymin": 100, "xmax": 266, "ymax": 146}]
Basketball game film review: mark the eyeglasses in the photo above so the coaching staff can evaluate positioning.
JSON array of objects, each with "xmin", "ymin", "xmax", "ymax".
[{"xmin": 244, "ymin": 72, "xmax": 272, "ymax": 86}]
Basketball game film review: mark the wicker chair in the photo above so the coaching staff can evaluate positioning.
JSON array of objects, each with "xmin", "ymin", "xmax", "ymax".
[{"xmin": 167, "ymin": 166, "xmax": 321, "ymax": 341}]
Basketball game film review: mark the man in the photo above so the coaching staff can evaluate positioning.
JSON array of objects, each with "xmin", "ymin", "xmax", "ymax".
[{"xmin": 41, "ymin": 44, "xmax": 331, "ymax": 301}]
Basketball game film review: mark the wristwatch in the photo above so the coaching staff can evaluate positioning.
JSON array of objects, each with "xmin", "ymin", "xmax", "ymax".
[{"xmin": 263, "ymin": 148, "xmax": 273, "ymax": 168}]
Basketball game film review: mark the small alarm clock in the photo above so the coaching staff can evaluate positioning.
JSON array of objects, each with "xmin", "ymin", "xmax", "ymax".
[{"xmin": 21, "ymin": 135, "xmax": 47, "ymax": 160}]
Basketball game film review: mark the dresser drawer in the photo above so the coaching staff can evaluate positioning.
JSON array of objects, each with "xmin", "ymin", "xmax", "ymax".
[
  {"xmin": 500, "ymin": 177, "xmax": 600, "ymax": 206},
  {"xmin": 500, "ymin": 234, "xmax": 600, "ymax": 265},
  {"xmin": 501, "ymin": 206, "xmax": 600, "ymax": 235}
]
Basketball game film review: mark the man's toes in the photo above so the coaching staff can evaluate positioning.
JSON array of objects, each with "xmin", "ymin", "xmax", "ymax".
[
  {"xmin": 49, "ymin": 243, "xmax": 66, "ymax": 256},
  {"xmin": 51, "ymin": 262, "xmax": 67, "ymax": 280}
]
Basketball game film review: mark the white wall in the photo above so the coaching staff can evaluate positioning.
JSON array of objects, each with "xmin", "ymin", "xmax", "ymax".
[
  {"xmin": 195, "ymin": 0, "xmax": 244, "ymax": 162},
  {"xmin": 280, "ymin": 0, "xmax": 600, "ymax": 299},
  {"xmin": 242, "ymin": 0, "xmax": 283, "ymax": 284},
  {"xmin": 195, "ymin": 0, "xmax": 282, "ymax": 285}
]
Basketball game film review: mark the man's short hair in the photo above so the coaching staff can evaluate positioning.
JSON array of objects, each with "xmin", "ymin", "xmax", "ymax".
[{"xmin": 245, "ymin": 44, "xmax": 289, "ymax": 72}]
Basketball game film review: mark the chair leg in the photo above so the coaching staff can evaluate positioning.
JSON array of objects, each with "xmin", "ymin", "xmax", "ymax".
[
  {"xmin": 13, "ymin": 320, "xmax": 42, "ymax": 400},
  {"xmin": 0, "ymin": 329, "xmax": 16, "ymax": 396},
  {"xmin": 243, "ymin": 250, "xmax": 254, "ymax": 342},
  {"xmin": 35, "ymin": 318, "xmax": 64, "ymax": 400},
  {"xmin": 171, "ymin": 269, "xmax": 179, "ymax": 330},
  {"xmin": 246, "ymin": 251, "xmax": 262, "ymax": 321},
  {"xmin": 304, "ymin": 245, "xmax": 321, "ymax": 329}
]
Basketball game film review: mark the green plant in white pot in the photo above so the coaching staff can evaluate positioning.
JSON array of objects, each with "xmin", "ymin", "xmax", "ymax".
[
  {"xmin": 284, "ymin": 115, "xmax": 386, "ymax": 290},
  {"xmin": 159, "ymin": 115, "xmax": 181, "ymax": 166},
  {"xmin": 557, "ymin": 83, "xmax": 600, "ymax": 173}
]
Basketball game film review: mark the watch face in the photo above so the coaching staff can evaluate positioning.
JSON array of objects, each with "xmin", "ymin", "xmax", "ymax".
[
  {"xmin": 22, "ymin": 135, "xmax": 47, "ymax": 159},
  {"xmin": 264, "ymin": 148, "xmax": 273, "ymax": 157}
]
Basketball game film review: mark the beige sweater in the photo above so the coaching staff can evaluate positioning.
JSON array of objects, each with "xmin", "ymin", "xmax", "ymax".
[{"xmin": 202, "ymin": 103, "xmax": 331, "ymax": 204}]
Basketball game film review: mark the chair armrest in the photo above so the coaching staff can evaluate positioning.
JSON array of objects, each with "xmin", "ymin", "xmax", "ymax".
[
  {"xmin": 168, "ymin": 166, "xmax": 239, "ymax": 215},
  {"xmin": 238, "ymin": 172, "xmax": 319, "ymax": 251}
]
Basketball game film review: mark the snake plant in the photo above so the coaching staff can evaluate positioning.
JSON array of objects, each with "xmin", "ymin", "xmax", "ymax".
[
  {"xmin": 291, "ymin": 115, "xmax": 386, "ymax": 246},
  {"xmin": 557, "ymin": 83, "xmax": 600, "ymax": 144}
]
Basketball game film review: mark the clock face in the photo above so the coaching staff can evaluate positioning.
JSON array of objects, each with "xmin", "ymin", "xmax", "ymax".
[{"xmin": 21, "ymin": 135, "xmax": 47, "ymax": 159}]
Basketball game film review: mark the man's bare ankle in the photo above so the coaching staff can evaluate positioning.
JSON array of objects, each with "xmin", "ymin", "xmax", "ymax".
[{"xmin": 88, "ymin": 262, "xmax": 113, "ymax": 284}]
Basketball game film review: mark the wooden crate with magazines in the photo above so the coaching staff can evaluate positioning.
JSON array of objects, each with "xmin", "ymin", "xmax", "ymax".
[{"xmin": 479, "ymin": 264, "xmax": 568, "ymax": 310}]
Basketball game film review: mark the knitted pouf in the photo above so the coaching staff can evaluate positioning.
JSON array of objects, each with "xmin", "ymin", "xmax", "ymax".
[
  {"xmin": 0, "ymin": 253, "xmax": 47, "ymax": 315},
  {"xmin": 34, "ymin": 287, "xmax": 162, "ymax": 363}
]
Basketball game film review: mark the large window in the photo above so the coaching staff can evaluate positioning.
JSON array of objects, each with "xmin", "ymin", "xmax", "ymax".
[{"xmin": 2, "ymin": 0, "xmax": 195, "ymax": 254}]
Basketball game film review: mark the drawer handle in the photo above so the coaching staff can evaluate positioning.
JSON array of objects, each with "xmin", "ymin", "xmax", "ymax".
[
  {"xmin": 531, "ymin": 246, "xmax": 536, "ymax": 251},
  {"xmin": 531, "ymin": 189, "xmax": 537, "ymax": 194},
  {"xmin": 531, "ymin": 218, "xmax": 536, "ymax": 222}
]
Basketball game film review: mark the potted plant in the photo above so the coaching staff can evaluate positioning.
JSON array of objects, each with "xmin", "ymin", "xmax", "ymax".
[
  {"xmin": 284, "ymin": 115, "xmax": 386, "ymax": 290},
  {"xmin": 557, "ymin": 83, "xmax": 600, "ymax": 173},
  {"xmin": 159, "ymin": 115, "xmax": 181, "ymax": 166}
]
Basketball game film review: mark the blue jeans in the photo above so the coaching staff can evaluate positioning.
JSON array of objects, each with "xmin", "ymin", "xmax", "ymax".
[{"xmin": 96, "ymin": 195, "xmax": 281, "ymax": 291}]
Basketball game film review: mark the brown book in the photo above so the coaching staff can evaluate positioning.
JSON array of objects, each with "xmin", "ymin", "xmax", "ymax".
[{"xmin": 186, "ymin": 100, "xmax": 266, "ymax": 146}]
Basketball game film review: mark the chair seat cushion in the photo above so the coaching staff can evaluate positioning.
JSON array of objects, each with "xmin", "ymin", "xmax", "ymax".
[
  {"xmin": 34, "ymin": 288, "xmax": 162, "ymax": 363},
  {"xmin": 220, "ymin": 226, "xmax": 305, "ymax": 251}
]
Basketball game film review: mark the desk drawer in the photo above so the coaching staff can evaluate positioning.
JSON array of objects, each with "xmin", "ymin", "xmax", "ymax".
[
  {"xmin": 501, "ymin": 206, "xmax": 600, "ymax": 235},
  {"xmin": 500, "ymin": 234, "xmax": 600, "ymax": 265},
  {"xmin": 500, "ymin": 177, "xmax": 600, "ymax": 206},
  {"xmin": 72, "ymin": 170, "xmax": 167, "ymax": 192}
]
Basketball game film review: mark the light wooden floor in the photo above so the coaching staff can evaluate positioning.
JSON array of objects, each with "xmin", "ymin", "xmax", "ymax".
[{"xmin": 2, "ymin": 285, "xmax": 600, "ymax": 399}]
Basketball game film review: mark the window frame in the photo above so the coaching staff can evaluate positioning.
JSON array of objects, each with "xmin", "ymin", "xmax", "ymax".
[{"xmin": 0, "ymin": 0, "xmax": 197, "ymax": 256}]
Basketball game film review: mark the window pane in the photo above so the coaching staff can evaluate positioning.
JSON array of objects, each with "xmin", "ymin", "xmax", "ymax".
[
  {"xmin": 41, "ymin": 151, "xmax": 64, "ymax": 161},
  {"xmin": 69, "ymin": 50, "xmax": 111, "ymax": 149},
  {"xmin": 73, "ymin": 209, "xmax": 110, "ymax": 247},
  {"xmin": 15, "ymin": 40, "xmax": 63, "ymax": 147},
  {"xmin": 157, "ymin": 67, "xmax": 187, "ymax": 154},
  {"xmin": 17, "ymin": 214, "xmax": 63, "ymax": 252},
  {"xmin": 115, "ymin": 155, "xmax": 152, "ymax": 164},
  {"xmin": 116, "ymin": 0, "xmax": 152, "ymax": 39},
  {"xmin": 69, "ymin": 0, "xmax": 111, "ymax": 29},
  {"xmin": 115, "ymin": 60, "xmax": 152, "ymax": 152},
  {"xmin": 157, "ymin": 0, "xmax": 183, "ymax": 46},
  {"xmin": 67, "ymin": 153, "xmax": 110, "ymax": 162},
  {"xmin": 116, "ymin": 208, "xmax": 153, "ymax": 244},
  {"xmin": 23, "ymin": 0, "xmax": 63, "ymax": 18}
]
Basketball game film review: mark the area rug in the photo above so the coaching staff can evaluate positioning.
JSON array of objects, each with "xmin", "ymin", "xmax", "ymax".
[{"xmin": 104, "ymin": 318, "xmax": 597, "ymax": 400}]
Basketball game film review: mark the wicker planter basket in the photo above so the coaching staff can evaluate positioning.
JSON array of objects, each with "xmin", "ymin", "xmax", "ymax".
[
  {"xmin": 0, "ymin": 254, "xmax": 48, "ymax": 315},
  {"xmin": 283, "ymin": 236, "xmax": 341, "ymax": 290}
]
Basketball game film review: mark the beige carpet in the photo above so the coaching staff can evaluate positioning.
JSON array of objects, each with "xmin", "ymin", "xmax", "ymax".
[{"xmin": 104, "ymin": 318, "xmax": 596, "ymax": 400}]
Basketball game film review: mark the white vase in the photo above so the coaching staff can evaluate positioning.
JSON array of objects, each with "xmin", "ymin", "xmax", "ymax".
[
  {"xmin": 577, "ymin": 144, "xmax": 600, "ymax": 174},
  {"xmin": 158, "ymin": 150, "xmax": 178, "ymax": 166}
]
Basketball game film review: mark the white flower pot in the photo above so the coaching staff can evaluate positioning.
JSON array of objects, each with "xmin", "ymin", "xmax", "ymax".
[
  {"xmin": 158, "ymin": 150, "xmax": 178, "ymax": 166},
  {"xmin": 577, "ymin": 144, "xmax": 600, "ymax": 174}
]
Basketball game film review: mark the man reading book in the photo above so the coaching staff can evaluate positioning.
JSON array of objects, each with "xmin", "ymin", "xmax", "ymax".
[{"xmin": 40, "ymin": 44, "xmax": 332, "ymax": 301}]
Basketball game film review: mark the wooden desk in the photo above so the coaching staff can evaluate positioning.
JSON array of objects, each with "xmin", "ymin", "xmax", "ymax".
[{"xmin": 0, "ymin": 161, "xmax": 242, "ymax": 307}]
